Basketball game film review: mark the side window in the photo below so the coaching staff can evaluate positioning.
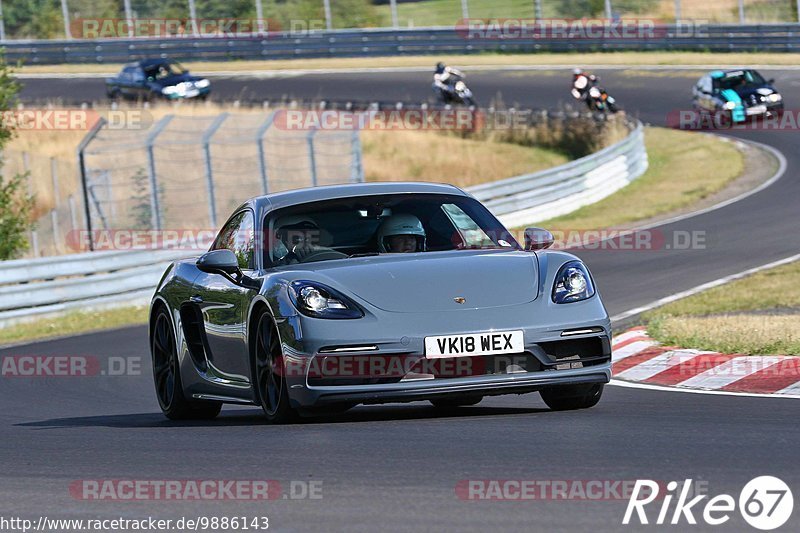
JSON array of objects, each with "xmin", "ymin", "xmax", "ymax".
[
  {"xmin": 212, "ymin": 211, "xmax": 256, "ymax": 270},
  {"xmin": 441, "ymin": 203, "xmax": 495, "ymax": 248},
  {"xmin": 131, "ymin": 67, "xmax": 145, "ymax": 83}
]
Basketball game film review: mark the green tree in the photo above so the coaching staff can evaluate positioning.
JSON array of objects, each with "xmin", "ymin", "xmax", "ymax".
[{"xmin": 0, "ymin": 54, "xmax": 35, "ymax": 260}]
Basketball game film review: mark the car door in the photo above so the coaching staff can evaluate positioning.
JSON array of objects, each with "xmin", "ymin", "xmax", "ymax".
[
  {"xmin": 129, "ymin": 66, "xmax": 148, "ymax": 100},
  {"xmin": 191, "ymin": 209, "xmax": 259, "ymax": 383}
]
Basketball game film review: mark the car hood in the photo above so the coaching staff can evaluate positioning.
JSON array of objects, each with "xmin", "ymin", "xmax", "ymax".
[
  {"xmin": 288, "ymin": 250, "xmax": 539, "ymax": 313},
  {"xmin": 728, "ymin": 84, "xmax": 777, "ymax": 100},
  {"xmin": 153, "ymin": 73, "xmax": 201, "ymax": 88}
]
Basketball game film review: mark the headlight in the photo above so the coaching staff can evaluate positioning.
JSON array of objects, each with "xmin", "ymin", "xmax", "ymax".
[
  {"xmin": 552, "ymin": 261, "xmax": 596, "ymax": 304},
  {"xmin": 161, "ymin": 86, "xmax": 178, "ymax": 95},
  {"xmin": 289, "ymin": 280, "xmax": 363, "ymax": 319},
  {"xmin": 195, "ymin": 78, "xmax": 210, "ymax": 89},
  {"xmin": 768, "ymin": 93, "xmax": 782, "ymax": 103},
  {"xmin": 589, "ymin": 87, "xmax": 601, "ymax": 98},
  {"xmin": 723, "ymin": 101, "xmax": 737, "ymax": 110}
]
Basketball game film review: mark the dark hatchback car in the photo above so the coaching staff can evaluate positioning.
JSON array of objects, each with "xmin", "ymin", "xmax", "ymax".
[
  {"xmin": 692, "ymin": 69, "xmax": 783, "ymax": 123},
  {"xmin": 105, "ymin": 59, "xmax": 211, "ymax": 101}
]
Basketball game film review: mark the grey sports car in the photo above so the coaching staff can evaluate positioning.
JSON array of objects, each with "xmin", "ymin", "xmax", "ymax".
[{"xmin": 149, "ymin": 182, "xmax": 612, "ymax": 423}]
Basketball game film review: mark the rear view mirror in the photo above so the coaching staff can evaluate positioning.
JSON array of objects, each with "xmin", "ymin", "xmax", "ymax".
[
  {"xmin": 197, "ymin": 249, "xmax": 241, "ymax": 276},
  {"xmin": 524, "ymin": 228, "xmax": 555, "ymax": 251}
]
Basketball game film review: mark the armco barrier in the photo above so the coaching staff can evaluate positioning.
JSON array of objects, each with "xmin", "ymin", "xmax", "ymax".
[
  {"xmin": 0, "ymin": 120, "xmax": 647, "ymax": 327},
  {"xmin": 4, "ymin": 24, "xmax": 800, "ymax": 65},
  {"xmin": 0, "ymin": 249, "xmax": 196, "ymax": 328},
  {"xmin": 468, "ymin": 121, "xmax": 648, "ymax": 229}
]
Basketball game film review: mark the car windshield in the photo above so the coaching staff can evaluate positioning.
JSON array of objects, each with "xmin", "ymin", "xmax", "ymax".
[
  {"xmin": 716, "ymin": 70, "xmax": 766, "ymax": 90},
  {"xmin": 145, "ymin": 61, "xmax": 187, "ymax": 80},
  {"xmin": 263, "ymin": 193, "xmax": 520, "ymax": 267}
]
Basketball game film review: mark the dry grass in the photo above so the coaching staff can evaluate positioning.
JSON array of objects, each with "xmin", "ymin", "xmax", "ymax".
[
  {"xmin": 644, "ymin": 260, "xmax": 800, "ymax": 355},
  {"xmin": 649, "ymin": 314, "xmax": 800, "ymax": 356},
  {"xmin": 361, "ymin": 129, "xmax": 568, "ymax": 187},
  {"xmin": 0, "ymin": 305, "xmax": 148, "ymax": 346},
  {"xmin": 538, "ymin": 127, "xmax": 744, "ymax": 231},
  {"xmin": 17, "ymin": 52, "xmax": 800, "ymax": 76}
]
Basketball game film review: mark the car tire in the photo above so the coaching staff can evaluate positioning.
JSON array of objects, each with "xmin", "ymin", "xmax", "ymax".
[
  {"xmin": 253, "ymin": 312, "xmax": 298, "ymax": 424},
  {"xmin": 151, "ymin": 308, "xmax": 222, "ymax": 420},
  {"xmin": 540, "ymin": 383, "xmax": 604, "ymax": 411},
  {"xmin": 430, "ymin": 396, "xmax": 483, "ymax": 408}
]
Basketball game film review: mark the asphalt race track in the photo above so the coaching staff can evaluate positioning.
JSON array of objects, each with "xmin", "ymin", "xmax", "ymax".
[{"xmin": 4, "ymin": 69, "xmax": 800, "ymax": 531}]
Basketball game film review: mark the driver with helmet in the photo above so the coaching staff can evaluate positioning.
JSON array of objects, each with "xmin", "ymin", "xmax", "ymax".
[{"xmin": 377, "ymin": 214, "xmax": 426, "ymax": 253}]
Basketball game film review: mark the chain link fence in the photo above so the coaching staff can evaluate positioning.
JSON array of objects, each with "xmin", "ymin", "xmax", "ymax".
[
  {"xmin": 3, "ymin": 110, "xmax": 363, "ymax": 257},
  {"xmin": 1, "ymin": 1, "xmax": 798, "ymax": 41}
]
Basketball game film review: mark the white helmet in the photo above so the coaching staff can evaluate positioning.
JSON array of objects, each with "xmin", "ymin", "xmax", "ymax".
[
  {"xmin": 573, "ymin": 68, "xmax": 583, "ymax": 76},
  {"xmin": 377, "ymin": 214, "xmax": 426, "ymax": 253}
]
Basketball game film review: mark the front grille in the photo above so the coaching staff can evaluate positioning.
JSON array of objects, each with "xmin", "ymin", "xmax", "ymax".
[{"xmin": 536, "ymin": 336, "xmax": 611, "ymax": 369}]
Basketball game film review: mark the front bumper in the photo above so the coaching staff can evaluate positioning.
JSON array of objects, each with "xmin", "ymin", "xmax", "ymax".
[{"xmin": 299, "ymin": 363, "xmax": 611, "ymax": 406}]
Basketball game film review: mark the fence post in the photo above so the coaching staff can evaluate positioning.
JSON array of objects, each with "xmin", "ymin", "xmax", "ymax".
[
  {"xmin": 60, "ymin": 0, "xmax": 71, "ymax": 39},
  {"xmin": 350, "ymin": 123, "xmax": 364, "ymax": 183},
  {"xmin": 797, "ymin": 0, "xmax": 800, "ymax": 23},
  {"xmin": 0, "ymin": 0, "xmax": 6, "ymax": 42},
  {"xmin": 21, "ymin": 152, "xmax": 39, "ymax": 256},
  {"xmin": 738, "ymin": 0, "xmax": 745, "ymax": 23},
  {"xmin": 460, "ymin": 0, "xmax": 469, "ymax": 20},
  {"xmin": 255, "ymin": 112, "xmax": 277, "ymax": 195},
  {"xmin": 604, "ymin": 0, "xmax": 612, "ymax": 19},
  {"xmin": 255, "ymin": 0, "xmax": 265, "ymax": 34},
  {"xmin": 390, "ymin": 0, "xmax": 399, "ymax": 28},
  {"xmin": 674, "ymin": 0, "xmax": 681, "ymax": 21},
  {"xmin": 201, "ymin": 113, "xmax": 229, "ymax": 228},
  {"xmin": 188, "ymin": 0, "xmax": 199, "ymax": 36},
  {"xmin": 323, "ymin": 0, "xmax": 332, "ymax": 30},
  {"xmin": 534, "ymin": 0, "xmax": 542, "ymax": 20},
  {"xmin": 76, "ymin": 118, "xmax": 106, "ymax": 251},
  {"xmin": 145, "ymin": 115, "xmax": 174, "ymax": 232},
  {"xmin": 307, "ymin": 127, "xmax": 318, "ymax": 187},
  {"xmin": 50, "ymin": 209, "xmax": 60, "ymax": 254},
  {"xmin": 123, "ymin": 0, "xmax": 133, "ymax": 37}
]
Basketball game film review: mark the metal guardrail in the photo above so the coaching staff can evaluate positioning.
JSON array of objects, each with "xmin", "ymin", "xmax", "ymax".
[
  {"xmin": 0, "ymin": 249, "xmax": 196, "ymax": 327},
  {"xmin": 468, "ymin": 121, "xmax": 648, "ymax": 229},
  {"xmin": 4, "ymin": 24, "xmax": 800, "ymax": 65},
  {"xmin": 0, "ymin": 120, "xmax": 647, "ymax": 327}
]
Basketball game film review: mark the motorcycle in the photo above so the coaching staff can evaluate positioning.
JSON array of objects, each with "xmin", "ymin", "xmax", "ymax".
[
  {"xmin": 434, "ymin": 76, "xmax": 476, "ymax": 107},
  {"xmin": 586, "ymin": 85, "xmax": 619, "ymax": 114}
]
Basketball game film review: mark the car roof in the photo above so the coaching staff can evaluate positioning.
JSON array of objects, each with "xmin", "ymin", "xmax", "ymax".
[
  {"xmin": 249, "ymin": 182, "xmax": 468, "ymax": 212},
  {"xmin": 129, "ymin": 58, "xmax": 177, "ymax": 69}
]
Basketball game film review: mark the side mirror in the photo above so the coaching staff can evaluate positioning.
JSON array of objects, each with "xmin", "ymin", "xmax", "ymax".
[
  {"xmin": 524, "ymin": 227, "xmax": 555, "ymax": 251},
  {"xmin": 769, "ymin": 78, "xmax": 776, "ymax": 85},
  {"xmin": 197, "ymin": 249, "xmax": 241, "ymax": 276}
]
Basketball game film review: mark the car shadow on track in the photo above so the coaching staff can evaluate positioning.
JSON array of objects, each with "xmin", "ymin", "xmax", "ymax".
[{"xmin": 16, "ymin": 405, "xmax": 552, "ymax": 429}]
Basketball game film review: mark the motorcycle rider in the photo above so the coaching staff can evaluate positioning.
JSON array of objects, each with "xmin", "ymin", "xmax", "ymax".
[
  {"xmin": 433, "ymin": 62, "xmax": 466, "ymax": 103},
  {"xmin": 571, "ymin": 68, "xmax": 599, "ymax": 105}
]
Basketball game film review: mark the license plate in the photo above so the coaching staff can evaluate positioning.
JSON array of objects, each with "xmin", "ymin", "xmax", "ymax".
[
  {"xmin": 746, "ymin": 105, "xmax": 767, "ymax": 115},
  {"xmin": 425, "ymin": 330, "xmax": 524, "ymax": 359}
]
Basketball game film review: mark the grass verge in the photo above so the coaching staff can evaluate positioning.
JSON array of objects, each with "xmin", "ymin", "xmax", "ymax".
[
  {"xmin": 361, "ymin": 130, "xmax": 569, "ymax": 187},
  {"xmin": 643, "ymin": 260, "xmax": 800, "ymax": 355},
  {"xmin": 537, "ymin": 127, "xmax": 745, "ymax": 231},
  {"xmin": 0, "ymin": 306, "xmax": 148, "ymax": 346},
  {"xmin": 16, "ymin": 52, "xmax": 800, "ymax": 75}
]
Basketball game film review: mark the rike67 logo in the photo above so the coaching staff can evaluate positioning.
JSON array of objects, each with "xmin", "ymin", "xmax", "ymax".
[{"xmin": 623, "ymin": 477, "xmax": 793, "ymax": 530}]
